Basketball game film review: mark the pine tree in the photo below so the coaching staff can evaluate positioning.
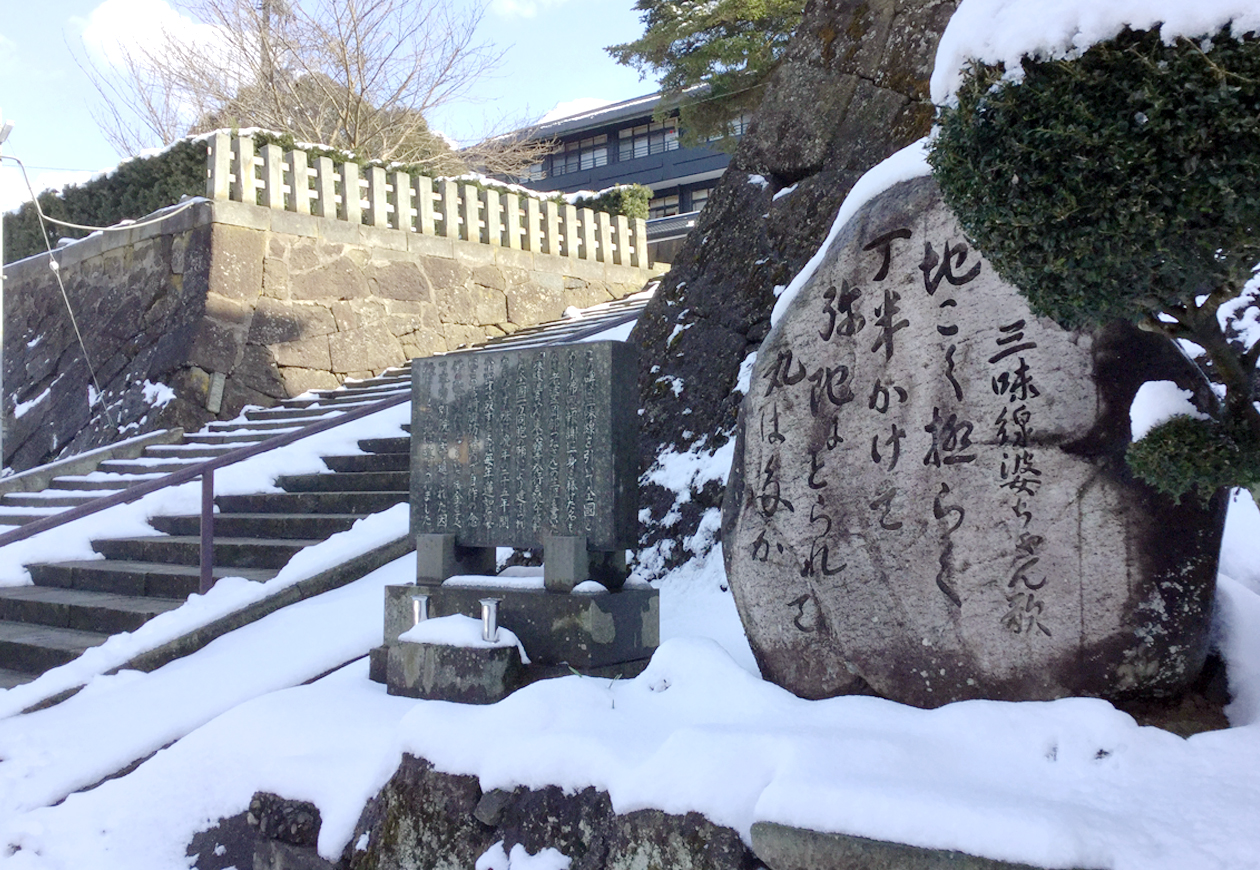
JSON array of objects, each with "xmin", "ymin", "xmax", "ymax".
[{"xmin": 607, "ymin": 0, "xmax": 805, "ymax": 145}]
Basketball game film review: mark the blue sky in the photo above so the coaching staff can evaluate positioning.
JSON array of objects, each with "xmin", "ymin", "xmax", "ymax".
[{"xmin": 0, "ymin": 0, "xmax": 654, "ymax": 213}]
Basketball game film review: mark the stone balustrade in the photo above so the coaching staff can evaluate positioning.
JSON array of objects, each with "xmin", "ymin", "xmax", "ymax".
[{"xmin": 205, "ymin": 132, "xmax": 651, "ymax": 268}]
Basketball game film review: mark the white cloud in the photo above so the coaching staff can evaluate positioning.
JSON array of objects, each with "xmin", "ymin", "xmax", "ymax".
[
  {"xmin": 0, "ymin": 164, "xmax": 103, "ymax": 222},
  {"xmin": 78, "ymin": 0, "xmax": 227, "ymax": 71},
  {"xmin": 490, "ymin": 0, "xmax": 574, "ymax": 18},
  {"xmin": 539, "ymin": 97, "xmax": 616, "ymax": 124}
]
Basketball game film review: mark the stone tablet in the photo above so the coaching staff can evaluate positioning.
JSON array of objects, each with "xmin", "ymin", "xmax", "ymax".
[
  {"xmin": 410, "ymin": 341, "xmax": 638, "ymax": 552},
  {"xmin": 723, "ymin": 174, "xmax": 1225, "ymax": 707}
]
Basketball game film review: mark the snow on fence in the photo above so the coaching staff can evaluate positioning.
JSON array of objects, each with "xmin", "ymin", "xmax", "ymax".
[{"xmin": 205, "ymin": 132, "xmax": 651, "ymax": 267}]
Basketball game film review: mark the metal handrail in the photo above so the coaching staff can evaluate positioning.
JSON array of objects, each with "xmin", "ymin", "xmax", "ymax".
[{"xmin": 0, "ymin": 388, "xmax": 411, "ymax": 594}]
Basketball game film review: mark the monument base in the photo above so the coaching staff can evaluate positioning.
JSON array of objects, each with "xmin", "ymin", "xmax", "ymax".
[
  {"xmin": 384, "ymin": 583, "xmax": 659, "ymax": 669},
  {"xmin": 386, "ymin": 641, "xmax": 526, "ymax": 705}
]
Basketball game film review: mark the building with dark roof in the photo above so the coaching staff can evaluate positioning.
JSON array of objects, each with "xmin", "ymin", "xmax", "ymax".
[{"xmin": 513, "ymin": 92, "xmax": 745, "ymax": 262}]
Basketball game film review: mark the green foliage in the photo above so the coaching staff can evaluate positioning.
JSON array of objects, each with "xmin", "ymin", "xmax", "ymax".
[
  {"xmin": 607, "ymin": 0, "xmax": 804, "ymax": 145},
  {"xmin": 3, "ymin": 138, "xmax": 208, "ymax": 263},
  {"xmin": 1127, "ymin": 415, "xmax": 1260, "ymax": 503},
  {"xmin": 570, "ymin": 184, "xmax": 653, "ymax": 221},
  {"xmin": 929, "ymin": 25, "xmax": 1260, "ymax": 329},
  {"xmin": 2, "ymin": 137, "xmax": 650, "ymax": 264}
]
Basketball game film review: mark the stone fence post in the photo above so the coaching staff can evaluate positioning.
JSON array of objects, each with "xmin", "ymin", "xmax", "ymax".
[{"xmin": 203, "ymin": 133, "xmax": 652, "ymax": 266}]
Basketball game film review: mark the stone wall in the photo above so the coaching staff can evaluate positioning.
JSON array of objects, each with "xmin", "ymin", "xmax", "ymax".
[{"xmin": 3, "ymin": 198, "xmax": 662, "ymax": 471}]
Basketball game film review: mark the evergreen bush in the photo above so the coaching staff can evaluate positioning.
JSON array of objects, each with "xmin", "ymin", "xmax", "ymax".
[{"xmin": 929, "ymin": 24, "xmax": 1260, "ymax": 501}]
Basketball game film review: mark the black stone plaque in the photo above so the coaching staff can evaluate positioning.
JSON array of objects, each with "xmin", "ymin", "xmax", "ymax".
[{"xmin": 410, "ymin": 341, "xmax": 638, "ymax": 551}]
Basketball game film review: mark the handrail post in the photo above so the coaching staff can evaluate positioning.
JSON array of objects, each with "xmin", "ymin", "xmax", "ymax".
[{"xmin": 200, "ymin": 468, "xmax": 215, "ymax": 595}]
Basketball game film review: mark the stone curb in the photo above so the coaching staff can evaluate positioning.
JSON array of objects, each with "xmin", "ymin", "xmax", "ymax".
[
  {"xmin": 750, "ymin": 821, "xmax": 1095, "ymax": 870},
  {"xmin": 21, "ymin": 534, "xmax": 415, "ymax": 714}
]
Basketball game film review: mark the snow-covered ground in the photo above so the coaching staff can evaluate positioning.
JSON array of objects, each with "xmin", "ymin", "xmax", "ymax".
[
  {"xmin": 3, "ymin": 3, "xmax": 1260, "ymax": 867},
  {"xmin": 0, "ymin": 497, "xmax": 1256, "ymax": 870}
]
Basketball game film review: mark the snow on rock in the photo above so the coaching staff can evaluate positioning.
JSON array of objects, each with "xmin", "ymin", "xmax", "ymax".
[
  {"xmin": 477, "ymin": 841, "xmax": 572, "ymax": 870},
  {"xmin": 140, "ymin": 380, "xmax": 175, "ymax": 408},
  {"xmin": 770, "ymin": 139, "xmax": 932, "ymax": 326},
  {"xmin": 931, "ymin": 0, "xmax": 1260, "ymax": 104},
  {"xmin": 1129, "ymin": 380, "xmax": 1210, "ymax": 440}
]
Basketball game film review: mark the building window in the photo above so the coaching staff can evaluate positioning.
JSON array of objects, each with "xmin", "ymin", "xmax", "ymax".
[
  {"xmin": 618, "ymin": 119, "xmax": 679, "ymax": 161},
  {"xmin": 525, "ymin": 163, "xmax": 546, "ymax": 182},
  {"xmin": 688, "ymin": 187, "xmax": 711, "ymax": 212},
  {"xmin": 551, "ymin": 135, "xmax": 608, "ymax": 176},
  {"xmin": 649, "ymin": 194, "xmax": 680, "ymax": 219},
  {"xmin": 707, "ymin": 113, "xmax": 752, "ymax": 142}
]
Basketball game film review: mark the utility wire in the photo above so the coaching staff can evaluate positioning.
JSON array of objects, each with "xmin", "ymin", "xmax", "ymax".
[{"xmin": 1, "ymin": 154, "xmax": 126, "ymax": 430}]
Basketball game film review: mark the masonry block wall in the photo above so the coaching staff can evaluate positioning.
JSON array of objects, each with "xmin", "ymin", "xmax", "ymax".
[{"xmin": 2, "ymin": 198, "xmax": 663, "ymax": 472}]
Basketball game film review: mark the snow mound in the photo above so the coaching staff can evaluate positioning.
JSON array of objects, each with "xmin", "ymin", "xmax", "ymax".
[{"xmin": 932, "ymin": 0, "xmax": 1260, "ymax": 104}]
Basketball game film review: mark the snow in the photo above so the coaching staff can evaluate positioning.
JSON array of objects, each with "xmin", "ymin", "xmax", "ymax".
[
  {"xmin": 477, "ymin": 841, "xmax": 571, "ymax": 870},
  {"xmin": 734, "ymin": 351, "xmax": 757, "ymax": 396},
  {"xmin": 1129, "ymin": 381, "xmax": 1210, "ymax": 440},
  {"xmin": 931, "ymin": 0, "xmax": 1260, "ymax": 104},
  {"xmin": 0, "ymin": 440, "xmax": 1256, "ymax": 870},
  {"xmin": 398, "ymin": 615, "xmax": 528, "ymax": 664},
  {"xmin": 538, "ymin": 97, "xmax": 616, "ymax": 124},
  {"xmin": 140, "ymin": 380, "xmax": 176, "ymax": 408},
  {"xmin": 770, "ymin": 139, "xmax": 933, "ymax": 326},
  {"xmin": 11, "ymin": 387, "xmax": 50, "ymax": 420}
]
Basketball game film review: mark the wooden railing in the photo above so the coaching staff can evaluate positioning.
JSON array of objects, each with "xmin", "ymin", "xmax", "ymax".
[{"xmin": 205, "ymin": 132, "xmax": 651, "ymax": 267}]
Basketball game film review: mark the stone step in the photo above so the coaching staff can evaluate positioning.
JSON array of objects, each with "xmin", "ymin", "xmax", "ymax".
[
  {"xmin": 244, "ymin": 399, "xmax": 380, "ymax": 422},
  {"xmin": 0, "ymin": 586, "xmax": 183, "ymax": 634},
  {"xmin": 321, "ymin": 453, "xmax": 409, "ymax": 473},
  {"xmin": 28, "ymin": 559, "xmax": 277, "ymax": 598},
  {"xmin": 314, "ymin": 379, "xmax": 411, "ymax": 398},
  {"xmin": 0, "ymin": 620, "xmax": 109, "ymax": 674},
  {"xmin": 207, "ymin": 416, "xmax": 333, "ymax": 432},
  {"xmin": 276, "ymin": 471, "xmax": 409, "ymax": 493},
  {"xmin": 149, "ymin": 512, "xmax": 365, "ymax": 540},
  {"xmin": 47, "ymin": 475, "xmax": 159, "ymax": 491},
  {"xmin": 358, "ymin": 436, "xmax": 410, "ymax": 455},
  {"xmin": 144, "ymin": 444, "xmax": 240, "ymax": 459},
  {"xmin": 215, "ymin": 490, "xmax": 408, "ymax": 515},
  {"xmin": 183, "ymin": 431, "xmax": 282, "ymax": 445},
  {"xmin": 0, "ymin": 667, "xmax": 35, "ymax": 689},
  {"xmin": 1, "ymin": 492, "xmax": 100, "ymax": 508},
  {"xmin": 96, "ymin": 458, "xmax": 207, "ymax": 475},
  {"xmin": 91, "ymin": 535, "xmax": 320, "ymax": 570},
  {"xmin": 0, "ymin": 507, "xmax": 61, "ymax": 526}
]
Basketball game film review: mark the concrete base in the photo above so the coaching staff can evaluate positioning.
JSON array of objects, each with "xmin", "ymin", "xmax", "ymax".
[
  {"xmin": 385, "ymin": 583, "xmax": 658, "ymax": 669},
  {"xmin": 368, "ymin": 644, "xmax": 388, "ymax": 684},
  {"xmin": 386, "ymin": 640, "xmax": 525, "ymax": 704}
]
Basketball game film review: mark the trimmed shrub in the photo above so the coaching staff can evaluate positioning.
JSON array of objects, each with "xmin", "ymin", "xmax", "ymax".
[{"xmin": 929, "ymin": 25, "xmax": 1260, "ymax": 329}]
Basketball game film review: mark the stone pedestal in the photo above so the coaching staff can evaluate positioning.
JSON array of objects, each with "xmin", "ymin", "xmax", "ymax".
[
  {"xmin": 385, "ymin": 584, "xmax": 658, "ymax": 670},
  {"xmin": 386, "ymin": 641, "xmax": 525, "ymax": 704}
]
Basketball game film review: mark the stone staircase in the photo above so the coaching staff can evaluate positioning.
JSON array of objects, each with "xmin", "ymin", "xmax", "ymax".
[
  {"xmin": 0, "ymin": 368, "xmax": 414, "ymax": 689},
  {"xmin": 0, "ymin": 287, "xmax": 657, "ymax": 691}
]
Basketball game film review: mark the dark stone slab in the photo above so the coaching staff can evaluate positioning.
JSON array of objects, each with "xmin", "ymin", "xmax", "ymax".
[
  {"xmin": 386, "ymin": 640, "xmax": 526, "ymax": 704},
  {"xmin": 750, "ymin": 821, "xmax": 1069, "ymax": 870},
  {"xmin": 384, "ymin": 584, "xmax": 659, "ymax": 669},
  {"xmin": 410, "ymin": 341, "xmax": 639, "ymax": 551},
  {"xmin": 723, "ymin": 174, "xmax": 1225, "ymax": 706}
]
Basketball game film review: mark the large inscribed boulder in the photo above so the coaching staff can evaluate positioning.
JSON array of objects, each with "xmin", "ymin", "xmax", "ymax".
[{"xmin": 723, "ymin": 173, "xmax": 1226, "ymax": 706}]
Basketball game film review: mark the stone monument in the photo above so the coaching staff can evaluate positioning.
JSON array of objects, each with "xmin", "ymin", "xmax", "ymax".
[
  {"xmin": 723, "ymin": 173, "xmax": 1226, "ymax": 707},
  {"xmin": 379, "ymin": 341, "xmax": 657, "ymax": 701}
]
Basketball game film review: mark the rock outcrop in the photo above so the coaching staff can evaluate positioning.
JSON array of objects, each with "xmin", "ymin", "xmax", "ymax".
[{"xmin": 630, "ymin": 0, "xmax": 958, "ymax": 575}]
